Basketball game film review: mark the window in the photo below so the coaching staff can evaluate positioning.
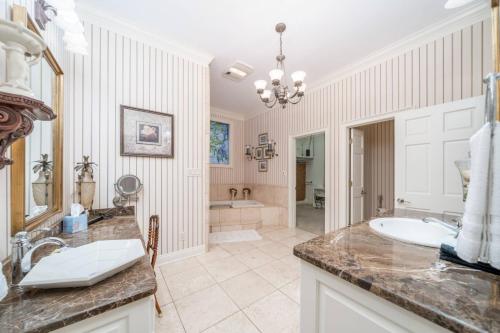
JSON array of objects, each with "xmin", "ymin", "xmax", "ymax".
[{"xmin": 210, "ymin": 120, "xmax": 231, "ymax": 166}]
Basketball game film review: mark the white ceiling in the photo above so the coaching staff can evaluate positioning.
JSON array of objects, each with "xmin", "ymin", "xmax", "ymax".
[{"xmin": 78, "ymin": 0, "xmax": 473, "ymax": 115}]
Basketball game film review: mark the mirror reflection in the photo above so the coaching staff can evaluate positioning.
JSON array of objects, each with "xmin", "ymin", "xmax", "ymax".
[{"xmin": 25, "ymin": 57, "xmax": 56, "ymax": 221}]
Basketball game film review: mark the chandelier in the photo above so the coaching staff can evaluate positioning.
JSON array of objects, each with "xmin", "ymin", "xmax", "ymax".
[{"xmin": 254, "ymin": 23, "xmax": 306, "ymax": 109}]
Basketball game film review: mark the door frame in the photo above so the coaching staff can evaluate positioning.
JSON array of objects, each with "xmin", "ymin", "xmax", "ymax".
[
  {"xmin": 288, "ymin": 128, "xmax": 330, "ymax": 233},
  {"xmin": 341, "ymin": 113, "xmax": 396, "ymax": 226}
]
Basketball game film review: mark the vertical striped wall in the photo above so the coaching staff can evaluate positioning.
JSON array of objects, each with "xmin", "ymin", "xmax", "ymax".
[
  {"xmin": 0, "ymin": 0, "xmax": 68, "ymax": 260},
  {"xmin": 66, "ymin": 16, "xmax": 210, "ymax": 255},
  {"xmin": 244, "ymin": 17, "xmax": 492, "ymax": 232},
  {"xmin": 361, "ymin": 121, "xmax": 395, "ymax": 219},
  {"xmin": 210, "ymin": 111, "xmax": 245, "ymax": 185}
]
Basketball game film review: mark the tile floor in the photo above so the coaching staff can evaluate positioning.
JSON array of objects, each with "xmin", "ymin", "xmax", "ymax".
[
  {"xmin": 154, "ymin": 225, "xmax": 317, "ymax": 333},
  {"xmin": 296, "ymin": 204, "xmax": 325, "ymax": 235}
]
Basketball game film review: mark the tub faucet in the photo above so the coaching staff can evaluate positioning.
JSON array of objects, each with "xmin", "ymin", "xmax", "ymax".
[
  {"xmin": 422, "ymin": 217, "xmax": 460, "ymax": 237},
  {"xmin": 229, "ymin": 188, "xmax": 238, "ymax": 200},
  {"xmin": 11, "ymin": 231, "xmax": 67, "ymax": 285},
  {"xmin": 243, "ymin": 188, "xmax": 251, "ymax": 200}
]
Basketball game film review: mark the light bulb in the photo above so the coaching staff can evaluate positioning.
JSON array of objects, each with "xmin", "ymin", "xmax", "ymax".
[
  {"xmin": 291, "ymin": 71, "xmax": 306, "ymax": 85},
  {"xmin": 254, "ymin": 80, "xmax": 267, "ymax": 93},
  {"xmin": 269, "ymin": 69, "xmax": 284, "ymax": 85},
  {"xmin": 261, "ymin": 89, "xmax": 272, "ymax": 101}
]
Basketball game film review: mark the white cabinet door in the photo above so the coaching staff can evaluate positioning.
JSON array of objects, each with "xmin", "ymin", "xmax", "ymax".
[
  {"xmin": 395, "ymin": 96, "xmax": 484, "ymax": 214},
  {"xmin": 350, "ymin": 128, "xmax": 365, "ymax": 224}
]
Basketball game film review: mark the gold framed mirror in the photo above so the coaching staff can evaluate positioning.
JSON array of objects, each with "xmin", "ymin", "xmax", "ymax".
[{"xmin": 10, "ymin": 8, "xmax": 64, "ymax": 235}]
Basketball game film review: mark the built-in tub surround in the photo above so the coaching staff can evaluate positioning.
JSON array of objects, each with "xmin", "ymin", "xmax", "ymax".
[
  {"xmin": 0, "ymin": 214, "xmax": 156, "ymax": 333},
  {"xmin": 294, "ymin": 211, "xmax": 500, "ymax": 333}
]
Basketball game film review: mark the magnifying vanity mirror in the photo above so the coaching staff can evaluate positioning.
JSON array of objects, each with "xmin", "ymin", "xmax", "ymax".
[
  {"xmin": 10, "ymin": 13, "xmax": 63, "ymax": 235},
  {"xmin": 113, "ymin": 175, "xmax": 143, "ymax": 208}
]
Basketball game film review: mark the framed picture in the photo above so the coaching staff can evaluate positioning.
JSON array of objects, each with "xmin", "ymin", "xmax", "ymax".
[
  {"xmin": 263, "ymin": 145, "xmax": 273, "ymax": 159},
  {"xmin": 255, "ymin": 146, "xmax": 264, "ymax": 160},
  {"xmin": 210, "ymin": 120, "xmax": 232, "ymax": 167},
  {"xmin": 258, "ymin": 133, "xmax": 268, "ymax": 145},
  {"xmin": 258, "ymin": 160, "xmax": 268, "ymax": 172},
  {"xmin": 120, "ymin": 105, "xmax": 174, "ymax": 158}
]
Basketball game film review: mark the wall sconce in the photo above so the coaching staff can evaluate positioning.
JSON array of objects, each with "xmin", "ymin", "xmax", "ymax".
[
  {"xmin": 35, "ymin": 0, "xmax": 57, "ymax": 30},
  {"xmin": 244, "ymin": 145, "xmax": 254, "ymax": 160}
]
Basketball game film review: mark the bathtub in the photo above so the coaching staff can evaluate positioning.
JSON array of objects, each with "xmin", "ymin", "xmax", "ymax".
[{"xmin": 210, "ymin": 200, "xmax": 265, "ymax": 209}]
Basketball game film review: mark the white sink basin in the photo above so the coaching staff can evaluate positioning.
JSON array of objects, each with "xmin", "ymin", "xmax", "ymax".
[
  {"xmin": 369, "ymin": 217, "xmax": 457, "ymax": 248},
  {"xmin": 19, "ymin": 239, "xmax": 145, "ymax": 289}
]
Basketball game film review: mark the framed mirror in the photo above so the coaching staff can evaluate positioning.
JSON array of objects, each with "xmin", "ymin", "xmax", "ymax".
[{"xmin": 10, "ymin": 11, "xmax": 63, "ymax": 235}]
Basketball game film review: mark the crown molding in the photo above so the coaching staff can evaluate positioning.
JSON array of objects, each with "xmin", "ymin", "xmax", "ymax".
[
  {"xmin": 210, "ymin": 107, "xmax": 246, "ymax": 121},
  {"xmin": 76, "ymin": 3, "xmax": 214, "ymax": 66},
  {"xmin": 308, "ymin": 1, "xmax": 489, "ymax": 92}
]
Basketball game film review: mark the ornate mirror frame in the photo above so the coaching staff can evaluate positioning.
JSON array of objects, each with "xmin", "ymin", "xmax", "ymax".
[{"xmin": 10, "ymin": 6, "xmax": 64, "ymax": 235}]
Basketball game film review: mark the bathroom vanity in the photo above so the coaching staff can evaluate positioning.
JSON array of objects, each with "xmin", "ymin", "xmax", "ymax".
[
  {"xmin": 0, "ymin": 215, "xmax": 157, "ymax": 333},
  {"xmin": 294, "ymin": 214, "xmax": 500, "ymax": 333}
]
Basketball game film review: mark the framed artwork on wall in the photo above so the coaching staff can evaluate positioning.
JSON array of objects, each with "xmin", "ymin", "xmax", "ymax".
[
  {"xmin": 210, "ymin": 120, "xmax": 232, "ymax": 167},
  {"xmin": 258, "ymin": 160, "xmax": 268, "ymax": 172},
  {"xmin": 258, "ymin": 133, "xmax": 268, "ymax": 145},
  {"xmin": 120, "ymin": 105, "xmax": 174, "ymax": 158},
  {"xmin": 255, "ymin": 146, "xmax": 264, "ymax": 160}
]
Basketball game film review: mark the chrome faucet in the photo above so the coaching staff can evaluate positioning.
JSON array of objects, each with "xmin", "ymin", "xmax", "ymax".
[
  {"xmin": 422, "ymin": 217, "xmax": 460, "ymax": 237},
  {"xmin": 11, "ymin": 231, "xmax": 67, "ymax": 285}
]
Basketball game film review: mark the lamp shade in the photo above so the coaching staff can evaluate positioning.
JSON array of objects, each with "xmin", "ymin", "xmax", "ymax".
[
  {"xmin": 269, "ymin": 69, "xmax": 284, "ymax": 82},
  {"xmin": 254, "ymin": 80, "xmax": 267, "ymax": 91},
  {"xmin": 261, "ymin": 89, "xmax": 272, "ymax": 100},
  {"xmin": 291, "ymin": 70, "xmax": 306, "ymax": 84}
]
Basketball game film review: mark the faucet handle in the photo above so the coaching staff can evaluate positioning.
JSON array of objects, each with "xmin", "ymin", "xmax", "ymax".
[{"xmin": 12, "ymin": 231, "xmax": 30, "ymax": 245}]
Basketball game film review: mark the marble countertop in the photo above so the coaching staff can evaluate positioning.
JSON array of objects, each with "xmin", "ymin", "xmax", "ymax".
[
  {"xmin": 0, "ymin": 216, "xmax": 157, "ymax": 333},
  {"xmin": 294, "ymin": 214, "xmax": 500, "ymax": 333}
]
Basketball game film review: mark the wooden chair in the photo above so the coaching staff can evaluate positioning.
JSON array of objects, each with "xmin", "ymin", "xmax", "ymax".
[{"xmin": 147, "ymin": 215, "xmax": 162, "ymax": 315}]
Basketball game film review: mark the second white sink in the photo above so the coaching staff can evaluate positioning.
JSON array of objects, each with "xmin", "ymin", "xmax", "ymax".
[
  {"xmin": 369, "ymin": 217, "xmax": 457, "ymax": 248},
  {"xmin": 19, "ymin": 239, "xmax": 145, "ymax": 289}
]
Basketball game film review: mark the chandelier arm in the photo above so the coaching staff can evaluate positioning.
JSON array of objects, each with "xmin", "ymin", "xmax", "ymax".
[
  {"xmin": 265, "ymin": 98, "xmax": 278, "ymax": 109},
  {"xmin": 288, "ymin": 88, "xmax": 299, "ymax": 99},
  {"xmin": 288, "ymin": 95, "xmax": 303, "ymax": 105}
]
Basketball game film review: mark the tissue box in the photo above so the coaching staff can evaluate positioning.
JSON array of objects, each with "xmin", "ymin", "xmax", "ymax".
[{"xmin": 63, "ymin": 213, "xmax": 88, "ymax": 233}]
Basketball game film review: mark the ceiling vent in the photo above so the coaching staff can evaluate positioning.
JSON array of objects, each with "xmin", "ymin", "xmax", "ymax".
[{"xmin": 223, "ymin": 61, "xmax": 253, "ymax": 82}]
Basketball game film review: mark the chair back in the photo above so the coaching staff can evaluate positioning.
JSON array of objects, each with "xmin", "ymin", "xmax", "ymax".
[{"xmin": 147, "ymin": 215, "xmax": 160, "ymax": 268}]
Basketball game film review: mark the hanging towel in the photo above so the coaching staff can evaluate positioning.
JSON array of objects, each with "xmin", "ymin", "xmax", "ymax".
[
  {"xmin": 456, "ymin": 123, "xmax": 492, "ymax": 263},
  {"xmin": 489, "ymin": 122, "xmax": 500, "ymax": 269}
]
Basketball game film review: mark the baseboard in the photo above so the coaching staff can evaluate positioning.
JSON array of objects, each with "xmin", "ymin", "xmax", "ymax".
[{"xmin": 156, "ymin": 245, "xmax": 206, "ymax": 265}]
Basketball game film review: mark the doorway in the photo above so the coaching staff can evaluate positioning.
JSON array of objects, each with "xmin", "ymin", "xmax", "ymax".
[
  {"xmin": 349, "ymin": 120, "xmax": 395, "ymax": 225},
  {"xmin": 293, "ymin": 132, "xmax": 326, "ymax": 235}
]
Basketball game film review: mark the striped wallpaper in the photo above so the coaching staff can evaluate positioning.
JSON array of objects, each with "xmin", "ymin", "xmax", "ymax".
[
  {"xmin": 0, "ymin": 2, "xmax": 210, "ymax": 260},
  {"xmin": 210, "ymin": 111, "xmax": 245, "ymax": 185},
  {"xmin": 360, "ymin": 121, "xmax": 395, "ymax": 219},
  {"xmin": 244, "ymin": 17, "xmax": 492, "ymax": 232},
  {"xmin": 0, "ymin": 0, "xmax": 68, "ymax": 260}
]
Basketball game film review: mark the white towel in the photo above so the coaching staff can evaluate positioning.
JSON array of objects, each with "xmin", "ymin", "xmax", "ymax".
[
  {"xmin": 488, "ymin": 122, "xmax": 500, "ymax": 269},
  {"xmin": 456, "ymin": 123, "xmax": 492, "ymax": 263}
]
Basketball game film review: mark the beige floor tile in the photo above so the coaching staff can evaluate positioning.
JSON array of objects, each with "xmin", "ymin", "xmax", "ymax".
[
  {"xmin": 254, "ymin": 260, "xmax": 300, "ymax": 288},
  {"xmin": 196, "ymin": 246, "xmax": 232, "ymax": 265},
  {"xmin": 203, "ymin": 256, "xmax": 250, "ymax": 282},
  {"xmin": 234, "ymin": 248, "xmax": 274, "ymax": 269},
  {"xmin": 155, "ymin": 303, "xmax": 185, "ymax": 333},
  {"xmin": 175, "ymin": 285, "xmax": 239, "ymax": 333},
  {"xmin": 258, "ymin": 225, "xmax": 286, "ymax": 233},
  {"xmin": 220, "ymin": 270, "xmax": 276, "ymax": 309},
  {"xmin": 280, "ymin": 279, "xmax": 301, "ymax": 304},
  {"xmin": 166, "ymin": 266, "xmax": 216, "ymax": 300},
  {"xmin": 263, "ymin": 229, "xmax": 297, "ymax": 241},
  {"xmin": 160, "ymin": 257, "xmax": 202, "ymax": 278},
  {"xmin": 243, "ymin": 291, "xmax": 300, "ymax": 333},
  {"xmin": 295, "ymin": 229, "xmax": 319, "ymax": 241},
  {"xmin": 280, "ymin": 254, "xmax": 301, "ymax": 270},
  {"xmin": 219, "ymin": 241, "xmax": 255, "ymax": 255},
  {"xmin": 279, "ymin": 236, "xmax": 306, "ymax": 248},
  {"xmin": 156, "ymin": 275, "xmax": 173, "ymax": 306},
  {"xmin": 258, "ymin": 242, "xmax": 292, "ymax": 259},
  {"xmin": 202, "ymin": 311, "xmax": 260, "ymax": 333}
]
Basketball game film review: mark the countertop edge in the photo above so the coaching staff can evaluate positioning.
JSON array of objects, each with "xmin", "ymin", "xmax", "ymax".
[{"xmin": 293, "ymin": 245, "xmax": 485, "ymax": 333}]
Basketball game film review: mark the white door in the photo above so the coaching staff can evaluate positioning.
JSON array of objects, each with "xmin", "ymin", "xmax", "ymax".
[
  {"xmin": 395, "ymin": 96, "xmax": 484, "ymax": 214},
  {"xmin": 350, "ymin": 128, "xmax": 364, "ymax": 224}
]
